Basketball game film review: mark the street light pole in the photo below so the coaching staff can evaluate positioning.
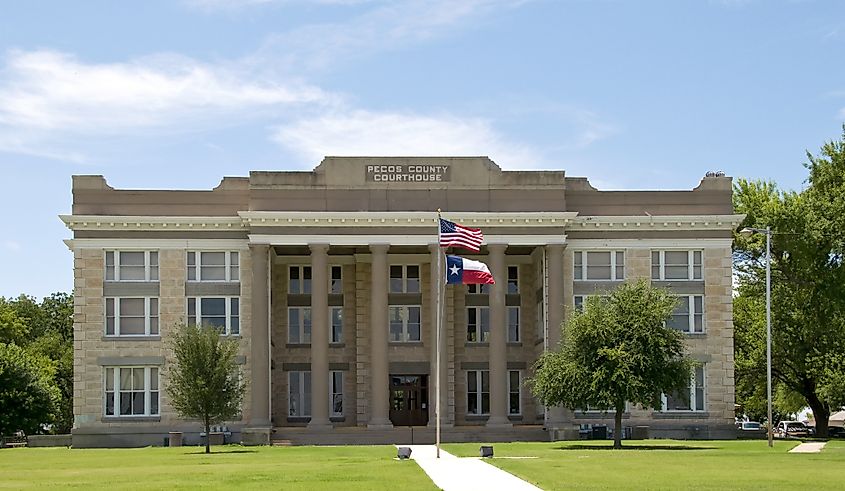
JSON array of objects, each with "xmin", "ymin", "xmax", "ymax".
[{"xmin": 741, "ymin": 226, "xmax": 773, "ymax": 448}]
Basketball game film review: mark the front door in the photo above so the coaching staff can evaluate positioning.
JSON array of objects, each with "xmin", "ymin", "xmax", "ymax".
[{"xmin": 389, "ymin": 375, "xmax": 428, "ymax": 426}]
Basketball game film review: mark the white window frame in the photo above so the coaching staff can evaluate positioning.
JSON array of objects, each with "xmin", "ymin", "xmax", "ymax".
[
  {"xmin": 573, "ymin": 251, "xmax": 625, "ymax": 281},
  {"xmin": 651, "ymin": 250, "xmax": 703, "ymax": 281},
  {"xmin": 187, "ymin": 251, "xmax": 239, "ymax": 282},
  {"xmin": 289, "ymin": 265, "xmax": 312, "ymax": 294},
  {"xmin": 662, "ymin": 365, "xmax": 706, "ymax": 412},
  {"xmin": 507, "ymin": 306, "xmax": 520, "ymax": 343},
  {"xmin": 330, "ymin": 306, "xmax": 343, "ymax": 344},
  {"xmin": 105, "ymin": 297, "xmax": 159, "ymax": 337},
  {"xmin": 466, "ymin": 306, "xmax": 490, "ymax": 343},
  {"xmin": 187, "ymin": 297, "xmax": 240, "ymax": 336},
  {"xmin": 507, "ymin": 265, "xmax": 519, "ymax": 294},
  {"xmin": 288, "ymin": 371, "xmax": 311, "ymax": 417},
  {"xmin": 508, "ymin": 370, "xmax": 522, "ymax": 415},
  {"xmin": 288, "ymin": 306, "xmax": 312, "ymax": 344},
  {"xmin": 389, "ymin": 264, "xmax": 420, "ymax": 294},
  {"xmin": 389, "ymin": 305, "xmax": 421, "ymax": 342},
  {"xmin": 330, "ymin": 370, "xmax": 343, "ymax": 417},
  {"xmin": 330, "ymin": 265, "xmax": 343, "ymax": 294},
  {"xmin": 573, "ymin": 294, "xmax": 608, "ymax": 312},
  {"xmin": 666, "ymin": 295, "xmax": 705, "ymax": 334},
  {"xmin": 103, "ymin": 366, "xmax": 159, "ymax": 417},
  {"xmin": 536, "ymin": 299, "xmax": 544, "ymax": 341},
  {"xmin": 467, "ymin": 370, "xmax": 490, "ymax": 416},
  {"xmin": 105, "ymin": 251, "xmax": 158, "ymax": 282}
]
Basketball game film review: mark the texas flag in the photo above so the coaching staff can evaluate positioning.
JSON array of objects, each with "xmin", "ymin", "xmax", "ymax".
[{"xmin": 445, "ymin": 255, "xmax": 495, "ymax": 285}]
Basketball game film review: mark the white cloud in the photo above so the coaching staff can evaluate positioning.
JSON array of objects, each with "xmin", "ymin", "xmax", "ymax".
[
  {"xmin": 3, "ymin": 240, "xmax": 22, "ymax": 252},
  {"xmin": 257, "ymin": 0, "xmax": 527, "ymax": 72},
  {"xmin": 0, "ymin": 49, "xmax": 331, "ymax": 135},
  {"xmin": 273, "ymin": 109, "xmax": 542, "ymax": 169}
]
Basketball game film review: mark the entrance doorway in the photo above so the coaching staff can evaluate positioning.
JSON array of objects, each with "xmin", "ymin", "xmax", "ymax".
[{"xmin": 389, "ymin": 375, "xmax": 428, "ymax": 426}]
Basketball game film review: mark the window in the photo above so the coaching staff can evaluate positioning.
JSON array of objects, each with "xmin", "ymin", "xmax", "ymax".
[
  {"xmin": 187, "ymin": 251, "xmax": 239, "ymax": 282},
  {"xmin": 187, "ymin": 297, "xmax": 240, "ymax": 335},
  {"xmin": 467, "ymin": 370, "xmax": 490, "ymax": 415},
  {"xmin": 574, "ymin": 295, "xmax": 608, "ymax": 312},
  {"xmin": 330, "ymin": 306, "xmax": 343, "ymax": 343},
  {"xmin": 467, "ymin": 283, "xmax": 491, "ymax": 294},
  {"xmin": 508, "ymin": 370, "xmax": 521, "ymax": 415},
  {"xmin": 666, "ymin": 295, "xmax": 704, "ymax": 333},
  {"xmin": 466, "ymin": 306, "xmax": 490, "ymax": 343},
  {"xmin": 574, "ymin": 251, "xmax": 625, "ymax": 281},
  {"xmin": 390, "ymin": 265, "xmax": 420, "ymax": 293},
  {"xmin": 288, "ymin": 307, "xmax": 312, "ymax": 343},
  {"xmin": 104, "ymin": 366, "xmax": 159, "ymax": 417},
  {"xmin": 536, "ymin": 300, "xmax": 544, "ymax": 340},
  {"xmin": 105, "ymin": 297, "xmax": 159, "ymax": 336},
  {"xmin": 289, "ymin": 266, "xmax": 312, "ymax": 294},
  {"xmin": 389, "ymin": 306, "xmax": 421, "ymax": 342},
  {"xmin": 507, "ymin": 306, "xmax": 520, "ymax": 342},
  {"xmin": 330, "ymin": 371, "xmax": 343, "ymax": 417},
  {"xmin": 507, "ymin": 266, "xmax": 519, "ymax": 294},
  {"xmin": 105, "ymin": 251, "xmax": 158, "ymax": 281},
  {"xmin": 651, "ymin": 251, "xmax": 703, "ymax": 280},
  {"xmin": 662, "ymin": 365, "xmax": 705, "ymax": 411},
  {"xmin": 330, "ymin": 266, "xmax": 343, "ymax": 294},
  {"xmin": 289, "ymin": 371, "xmax": 311, "ymax": 417}
]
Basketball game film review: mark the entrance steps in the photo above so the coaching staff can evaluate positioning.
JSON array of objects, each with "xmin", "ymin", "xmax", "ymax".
[{"xmin": 272, "ymin": 425, "xmax": 549, "ymax": 446}]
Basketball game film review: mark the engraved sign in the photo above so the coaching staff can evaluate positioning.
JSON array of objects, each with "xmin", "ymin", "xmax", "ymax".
[{"xmin": 365, "ymin": 164, "xmax": 451, "ymax": 182}]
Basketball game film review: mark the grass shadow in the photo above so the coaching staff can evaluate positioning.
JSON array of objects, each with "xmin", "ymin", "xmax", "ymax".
[
  {"xmin": 554, "ymin": 444, "xmax": 716, "ymax": 451},
  {"xmin": 184, "ymin": 449, "xmax": 259, "ymax": 455}
]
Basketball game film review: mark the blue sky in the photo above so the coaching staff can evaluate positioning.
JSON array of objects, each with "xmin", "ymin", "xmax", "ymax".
[{"xmin": 1, "ymin": 0, "xmax": 844, "ymax": 299}]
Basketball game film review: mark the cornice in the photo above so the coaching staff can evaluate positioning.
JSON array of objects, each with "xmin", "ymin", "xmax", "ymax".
[
  {"xmin": 60, "ymin": 215, "xmax": 247, "ymax": 231},
  {"xmin": 238, "ymin": 211, "xmax": 579, "ymax": 227},
  {"xmin": 571, "ymin": 214, "xmax": 745, "ymax": 231}
]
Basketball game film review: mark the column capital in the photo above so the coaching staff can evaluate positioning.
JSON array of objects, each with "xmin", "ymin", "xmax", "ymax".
[
  {"xmin": 428, "ymin": 243, "xmax": 442, "ymax": 253},
  {"xmin": 487, "ymin": 243, "xmax": 507, "ymax": 253},
  {"xmin": 308, "ymin": 243, "xmax": 330, "ymax": 254},
  {"xmin": 370, "ymin": 243, "xmax": 390, "ymax": 254},
  {"xmin": 545, "ymin": 243, "xmax": 565, "ymax": 253}
]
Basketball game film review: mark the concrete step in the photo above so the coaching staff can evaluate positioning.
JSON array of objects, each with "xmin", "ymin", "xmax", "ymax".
[{"xmin": 272, "ymin": 425, "xmax": 550, "ymax": 446}]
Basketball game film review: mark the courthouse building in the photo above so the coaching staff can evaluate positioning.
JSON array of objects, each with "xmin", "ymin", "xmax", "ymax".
[{"xmin": 62, "ymin": 157, "xmax": 741, "ymax": 447}]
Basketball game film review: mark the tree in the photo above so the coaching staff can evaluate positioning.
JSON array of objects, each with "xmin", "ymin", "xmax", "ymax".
[
  {"xmin": 166, "ymin": 323, "xmax": 246, "ymax": 453},
  {"xmin": 530, "ymin": 279, "xmax": 693, "ymax": 449},
  {"xmin": 0, "ymin": 342, "xmax": 60, "ymax": 436},
  {"xmin": 733, "ymin": 127, "xmax": 845, "ymax": 437}
]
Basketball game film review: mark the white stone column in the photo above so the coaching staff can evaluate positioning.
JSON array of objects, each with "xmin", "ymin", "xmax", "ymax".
[
  {"xmin": 308, "ymin": 243, "xmax": 332, "ymax": 429},
  {"xmin": 545, "ymin": 243, "xmax": 574, "ymax": 436},
  {"xmin": 487, "ymin": 243, "xmax": 511, "ymax": 427},
  {"xmin": 368, "ymin": 244, "xmax": 392, "ymax": 428},
  {"xmin": 244, "ymin": 244, "xmax": 271, "ymax": 444}
]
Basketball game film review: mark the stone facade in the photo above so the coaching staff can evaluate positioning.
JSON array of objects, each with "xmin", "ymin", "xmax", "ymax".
[{"xmin": 63, "ymin": 157, "xmax": 742, "ymax": 446}]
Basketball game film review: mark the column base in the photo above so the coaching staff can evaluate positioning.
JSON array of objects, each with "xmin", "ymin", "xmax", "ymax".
[
  {"xmin": 307, "ymin": 419, "xmax": 334, "ymax": 431},
  {"xmin": 427, "ymin": 421, "xmax": 454, "ymax": 429},
  {"xmin": 241, "ymin": 426, "xmax": 272, "ymax": 446},
  {"xmin": 485, "ymin": 416, "xmax": 512, "ymax": 428},
  {"xmin": 367, "ymin": 418, "xmax": 394, "ymax": 430}
]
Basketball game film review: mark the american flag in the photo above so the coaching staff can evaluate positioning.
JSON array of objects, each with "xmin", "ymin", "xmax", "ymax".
[{"xmin": 439, "ymin": 218, "xmax": 484, "ymax": 252}]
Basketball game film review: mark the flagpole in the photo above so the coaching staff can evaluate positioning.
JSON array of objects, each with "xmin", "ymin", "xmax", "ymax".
[{"xmin": 435, "ymin": 209, "xmax": 442, "ymax": 459}]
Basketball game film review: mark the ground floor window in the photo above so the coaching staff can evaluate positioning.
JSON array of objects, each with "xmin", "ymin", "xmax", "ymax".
[
  {"xmin": 467, "ymin": 370, "xmax": 490, "ymax": 415},
  {"xmin": 331, "ymin": 371, "xmax": 343, "ymax": 417},
  {"xmin": 187, "ymin": 297, "xmax": 239, "ymax": 335},
  {"xmin": 389, "ymin": 305, "xmax": 421, "ymax": 342},
  {"xmin": 662, "ymin": 365, "xmax": 705, "ymax": 411},
  {"xmin": 104, "ymin": 366, "xmax": 159, "ymax": 417},
  {"xmin": 289, "ymin": 371, "xmax": 312, "ymax": 417},
  {"xmin": 508, "ymin": 370, "xmax": 521, "ymax": 415}
]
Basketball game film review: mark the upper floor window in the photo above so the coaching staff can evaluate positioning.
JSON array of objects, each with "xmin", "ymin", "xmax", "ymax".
[
  {"xmin": 288, "ymin": 307, "xmax": 312, "ymax": 344},
  {"xmin": 390, "ymin": 265, "xmax": 420, "ymax": 293},
  {"xmin": 289, "ymin": 266, "xmax": 312, "ymax": 294},
  {"xmin": 574, "ymin": 251, "xmax": 625, "ymax": 281},
  {"xmin": 574, "ymin": 295, "xmax": 609, "ymax": 312},
  {"xmin": 187, "ymin": 297, "xmax": 240, "ymax": 335},
  {"xmin": 331, "ymin": 306, "xmax": 343, "ymax": 344},
  {"xmin": 467, "ymin": 283, "xmax": 491, "ymax": 294},
  {"xmin": 104, "ymin": 366, "xmax": 159, "ymax": 417},
  {"xmin": 466, "ymin": 306, "xmax": 490, "ymax": 343},
  {"xmin": 105, "ymin": 251, "xmax": 158, "ymax": 281},
  {"xmin": 651, "ymin": 250, "xmax": 703, "ymax": 281},
  {"xmin": 508, "ymin": 306, "xmax": 520, "ymax": 343},
  {"xmin": 662, "ymin": 365, "xmax": 705, "ymax": 411},
  {"xmin": 330, "ymin": 266, "xmax": 343, "ymax": 294},
  {"xmin": 666, "ymin": 295, "xmax": 704, "ymax": 333},
  {"xmin": 105, "ymin": 297, "xmax": 159, "ymax": 336},
  {"xmin": 507, "ymin": 266, "xmax": 519, "ymax": 294},
  {"xmin": 389, "ymin": 305, "xmax": 421, "ymax": 342},
  {"xmin": 187, "ymin": 251, "xmax": 239, "ymax": 282}
]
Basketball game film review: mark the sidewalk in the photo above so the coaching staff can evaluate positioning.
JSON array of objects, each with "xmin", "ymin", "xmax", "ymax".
[
  {"xmin": 403, "ymin": 444, "xmax": 543, "ymax": 491},
  {"xmin": 789, "ymin": 441, "xmax": 827, "ymax": 453}
]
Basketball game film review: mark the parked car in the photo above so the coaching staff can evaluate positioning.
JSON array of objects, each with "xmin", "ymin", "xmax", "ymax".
[
  {"xmin": 738, "ymin": 421, "xmax": 763, "ymax": 432},
  {"xmin": 826, "ymin": 426, "xmax": 845, "ymax": 438},
  {"xmin": 775, "ymin": 421, "xmax": 810, "ymax": 438}
]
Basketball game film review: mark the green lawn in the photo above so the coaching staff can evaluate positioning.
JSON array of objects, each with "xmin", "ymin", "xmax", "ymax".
[
  {"xmin": 0, "ymin": 445, "xmax": 437, "ymax": 490},
  {"xmin": 444, "ymin": 439, "xmax": 845, "ymax": 490}
]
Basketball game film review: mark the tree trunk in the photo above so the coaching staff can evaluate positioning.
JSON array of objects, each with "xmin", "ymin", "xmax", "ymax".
[
  {"xmin": 205, "ymin": 415, "xmax": 211, "ymax": 454},
  {"xmin": 806, "ymin": 392, "xmax": 830, "ymax": 438},
  {"xmin": 614, "ymin": 405, "xmax": 623, "ymax": 449}
]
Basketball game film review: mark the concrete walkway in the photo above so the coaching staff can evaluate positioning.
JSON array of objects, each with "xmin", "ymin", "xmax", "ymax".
[
  {"xmin": 789, "ymin": 441, "xmax": 828, "ymax": 453},
  {"xmin": 403, "ymin": 444, "xmax": 543, "ymax": 491}
]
